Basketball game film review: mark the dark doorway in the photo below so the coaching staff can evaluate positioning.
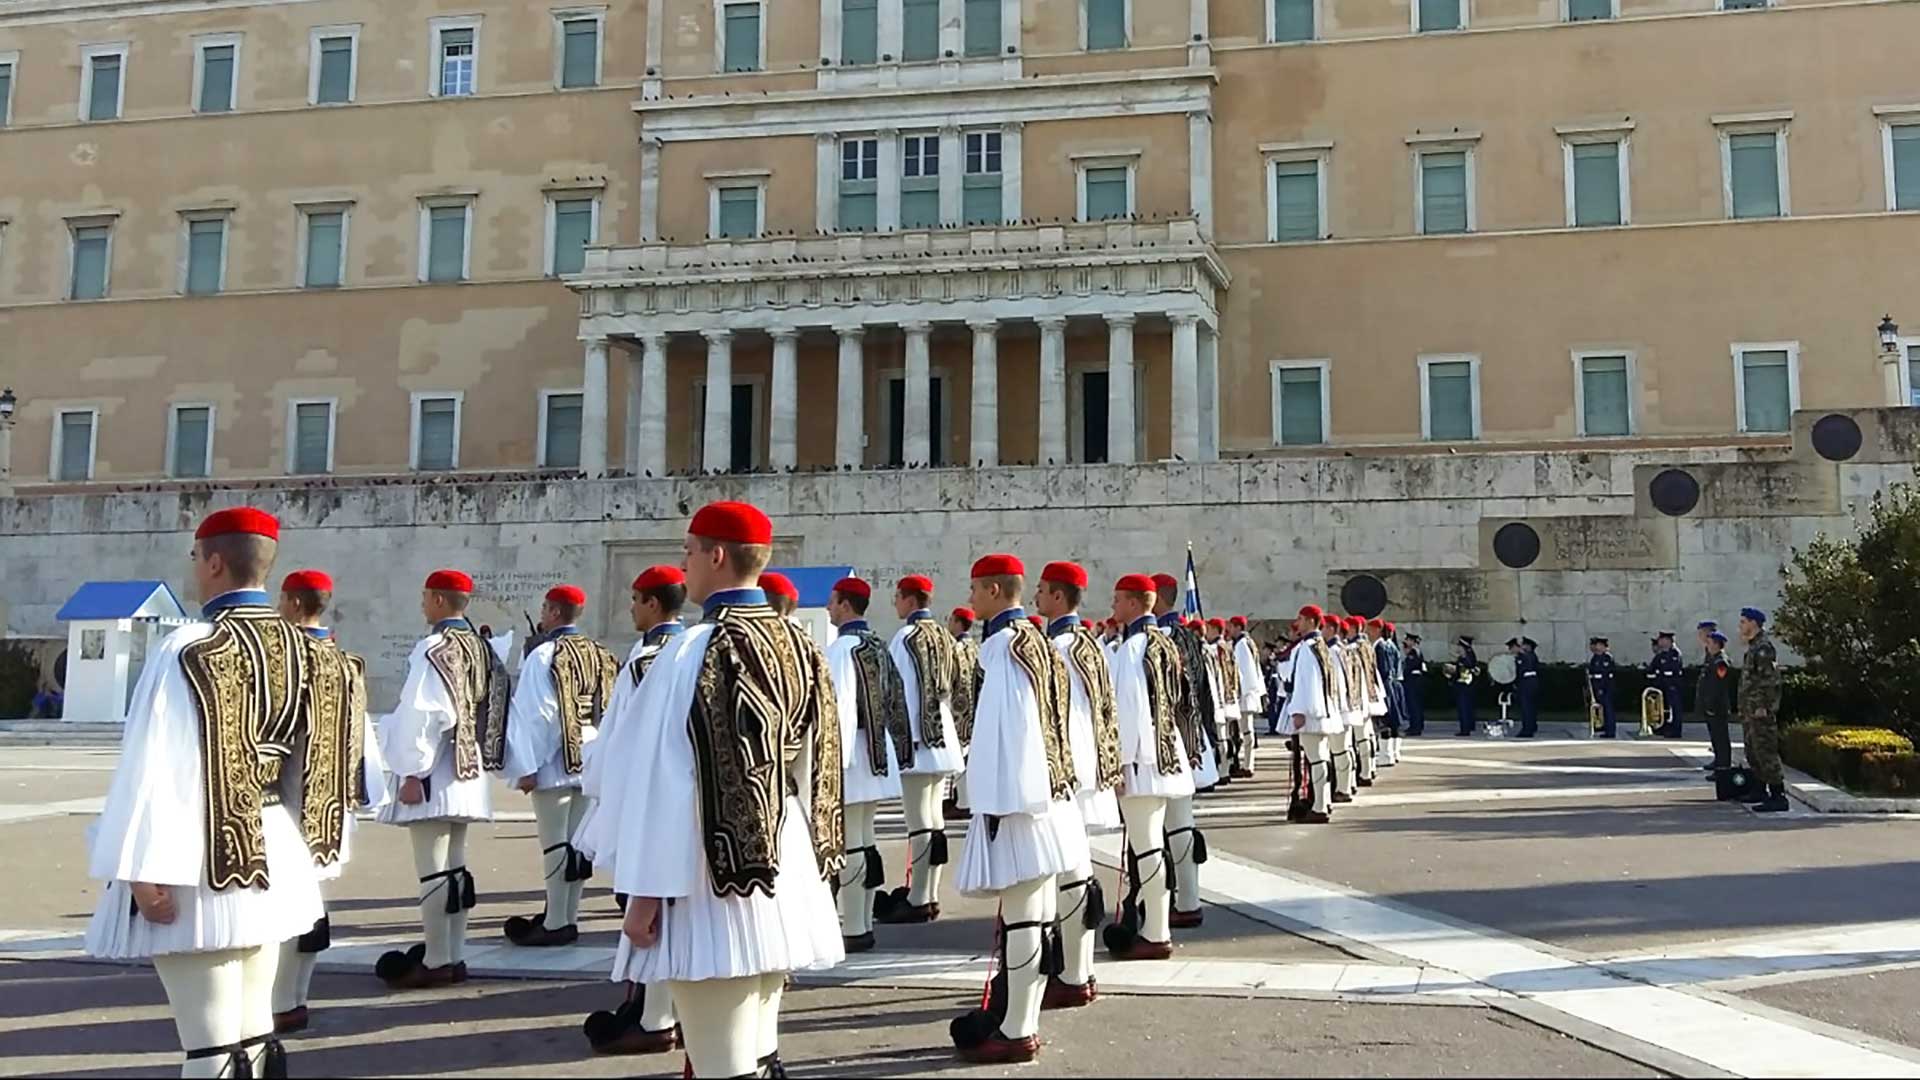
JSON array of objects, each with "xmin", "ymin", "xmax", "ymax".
[
  {"xmin": 886, "ymin": 375, "xmax": 945, "ymax": 466},
  {"xmin": 1081, "ymin": 370, "xmax": 1109, "ymax": 464}
]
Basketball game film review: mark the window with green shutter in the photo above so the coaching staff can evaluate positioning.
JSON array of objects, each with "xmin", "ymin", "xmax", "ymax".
[
  {"xmin": 1275, "ymin": 367, "xmax": 1325, "ymax": 445},
  {"xmin": 304, "ymin": 211, "xmax": 344, "ymax": 288},
  {"xmin": 561, "ymin": 18, "xmax": 599, "ymax": 88},
  {"xmin": 186, "ymin": 219, "xmax": 225, "ymax": 295},
  {"xmin": 0, "ymin": 63, "xmax": 12, "ymax": 126},
  {"xmin": 1740, "ymin": 350, "xmax": 1791, "ymax": 432},
  {"xmin": 198, "ymin": 44, "xmax": 235, "ymax": 113},
  {"xmin": 415, "ymin": 397, "xmax": 459, "ymax": 471},
  {"xmin": 1420, "ymin": 151, "xmax": 1469, "ymax": 234},
  {"xmin": 1891, "ymin": 126, "xmax": 1920, "ymax": 212},
  {"xmin": 1579, "ymin": 355, "xmax": 1631, "ymax": 436},
  {"xmin": 843, "ymin": 0, "xmax": 879, "ymax": 64},
  {"xmin": 70, "ymin": 225, "xmax": 111, "ymax": 299},
  {"xmin": 1273, "ymin": 159, "xmax": 1320, "ymax": 241},
  {"xmin": 1567, "ymin": 0, "xmax": 1612, "ymax": 19},
  {"xmin": 1571, "ymin": 141, "xmax": 1622, "ymax": 227},
  {"xmin": 544, "ymin": 393, "xmax": 584, "ymax": 469},
  {"xmin": 965, "ymin": 0, "xmax": 1002, "ymax": 56},
  {"xmin": 963, "ymin": 131, "xmax": 1003, "ymax": 225},
  {"xmin": 88, "ymin": 54, "xmax": 121, "ymax": 120},
  {"xmin": 1086, "ymin": 0, "xmax": 1127, "ymax": 50},
  {"xmin": 904, "ymin": 0, "xmax": 940, "ymax": 61},
  {"xmin": 1272, "ymin": 0, "xmax": 1314, "ymax": 42},
  {"xmin": 1083, "ymin": 166, "xmax": 1130, "ymax": 221},
  {"xmin": 1908, "ymin": 345, "xmax": 1920, "ymax": 406},
  {"xmin": 1425, "ymin": 361, "xmax": 1476, "ymax": 440},
  {"xmin": 840, "ymin": 138, "xmax": 878, "ymax": 231},
  {"xmin": 57, "ymin": 412, "xmax": 94, "ymax": 482},
  {"xmin": 1721, "ymin": 0, "xmax": 1767, "ymax": 9},
  {"xmin": 716, "ymin": 187, "xmax": 759, "ymax": 238},
  {"xmin": 1728, "ymin": 132, "xmax": 1781, "ymax": 219},
  {"xmin": 316, "ymin": 36, "xmax": 354, "ymax": 103},
  {"xmin": 901, "ymin": 134, "xmax": 940, "ymax": 228},
  {"xmin": 293, "ymin": 403, "xmax": 333, "ymax": 474},
  {"xmin": 1418, "ymin": 0, "xmax": 1461, "ymax": 31},
  {"xmin": 427, "ymin": 205, "xmax": 468, "ymax": 282},
  {"xmin": 550, "ymin": 198, "xmax": 595, "ymax": 272},
  {"xmin": 723, "ymin": 3, "xmax": 761, "ymax": 72},
  {"xmin": 172, "ymin": 406, "xmax": 211, "ymax": 478}
]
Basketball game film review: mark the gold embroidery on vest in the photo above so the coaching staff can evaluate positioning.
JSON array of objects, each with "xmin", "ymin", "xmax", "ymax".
[
  {"xmin": 301, "ymin": 637, "xmax": 364, "ymax": 869},
  {"xmin": 550, "ymin": 635, "xmax": 620, "ymax": 775},
  {"xmin": 1142, "ymin": 632, "xmax": 1186, "ymax": 776},
  {"xmin": 1065, "ymin": 627, "xmax": 1123, "ymax": 791},
  {"xmin": 425, "ymin": 626, "xmax": 504, "ymax": 780},
  {"xmin": 950, "ymin": 636, "xmax": 980, "ymax": 747},
  {"xmin": 902, "ymin": 620, "xmax": 957, "ymax": 750},
  {"xmin": 1007, "ymin": 622, "xmax": 1076, "ymax": 800},
  {"xmin": 850, "ymin": 630, "xmax": 911, "ymax": 777}
]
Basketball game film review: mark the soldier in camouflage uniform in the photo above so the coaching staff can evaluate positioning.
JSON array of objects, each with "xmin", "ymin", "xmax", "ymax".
[{"xmin": 1737, "ymin": 607, "xmax": 1790, "ymax": 813}]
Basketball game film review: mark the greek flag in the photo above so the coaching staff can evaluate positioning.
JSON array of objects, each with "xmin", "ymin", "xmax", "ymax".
[{"xmin": 1184, "ymin": 545, "xmax": 1204, "ymax": 621}]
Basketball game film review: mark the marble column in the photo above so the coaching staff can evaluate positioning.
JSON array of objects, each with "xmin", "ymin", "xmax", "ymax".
[
  {"xmin": 968, "ymin": 320, "xmax": 999, "ymax": 467},
  {"xmin": 770, "ymin": 328, "xmax": 799, "ymax": 471},
  {"xmin": 903, "ymin": 321, "xmax": 933, "ymax": 466},
  {"xmin": 1106, "ymin": 313, "xmax": 1137, "ymax": 465},
  {"xmin": 835, "ymin": 325, "xmax": 866, "ymax": 468},
  {"xmin": 580, "ymin": 336, "xmax": 610, "ymax": 476},
  {"xmin": 1171, "ymin": 314, "xmax": 1201, "ymax": 462},
  {"xmin": 637, "ymin": 333, "xmax": 668, "ymax": 476},
  {"xmin": 1036, "ymin": 316, "xmax": 1068, "ymax": 466},
  {"xmin": 702, "ymin": 330, "xmax": 733, "ymax": 473},
  {"xmin": 1198, "ymin": 320, "xmax": 1221, "ymax": 461},
  {"xmin": 623, "ymin": 349, "xmax": 643, "ymax": 475}
]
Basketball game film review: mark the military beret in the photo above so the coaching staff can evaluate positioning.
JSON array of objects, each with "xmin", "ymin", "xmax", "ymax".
[
  {"xmin": 426, "ymin": 570, "xmax": 473, "ymax": 594},
  {"xmin": 970, "ymin": 554, "xmax": 1025, "ymax": 578},
  {"xmin": 1709, "ymin": 631, "xmax": 1728, "ymax": 644},
  {"xmin": 546, "ymin": 584, "xmax": 587, "ymax": 607},
  {"xmin": 196, "ymin": 507, "xmax": 280, "ymax": 541},
  {"xmin": 759, "ymin": 572, "xmax": 798, "ymax": 601},
  {"xmin": 832, "ymin": 576, "xmax": 872, "ymax": 600},
  {"xmin": 1741, "ymin": 607, "xmax": 1768, "ymax": 626},
  {"xmin": 688, "ymin": 501, "xmax": 773, "ymax": 545},
  {"xmin": 634, "ymin": 565, "xmax": 685, "ymax": 591},
  {"xmin": 1041, "ymin": 561, "xmax": 1088, "ymax": 588},
  {"xmin": 281, "ymin": 570, "xmax": 333, "ymax": 594}
]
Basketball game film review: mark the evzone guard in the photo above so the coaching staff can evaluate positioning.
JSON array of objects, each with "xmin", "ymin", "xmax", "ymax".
[
  {"xmin": 581, "ymin": 501, "xmax": 843, "ymax": 1079},
  {"xmin": 373, "ymin": 570, "xmax": 506, "ymax": 990},
  {"xmin": 1344, "ymin": 615, "xmax": 1388, "ymax": 788},
  {"xmin": 1228, "ymin": 616, "xmax": 1265, "ymax": 777},
  {"xmin": 823, "ymin": 575, "xmax": 909, "ymax": 954},
  {"xmin": 943, "ymin": 605, "xmax": 981, "ymax": 821},
  {"xmin": 1282, "ymin": 605, "xmax": 1342, "ymax": 825},
  {"xmin": 1321, "ymin": 613, "xmax": 1358, "ymax": 806},
  {"xmin": 1151, "ymin": 575, "xmax": 1212, "ymax": 930},
  {"xmin": 578, "ymin": 566, "xmax": 689, "ymax": 1056},
  {"xmin": 875, "ymin": 574, "xmax": 964, "ymax": 925},
  {"xmin": 84, "ymin": 509, "xmax": 353, "ymax": 1077},
  {"xmin": 499, "ymin": 584, "xmax": 619, "ymax": 948}
]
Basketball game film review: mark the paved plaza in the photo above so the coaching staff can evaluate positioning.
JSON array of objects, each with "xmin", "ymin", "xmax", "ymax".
[{"xmin": 6, "ymin": 728, "xmax": 1920, "ymax": 1078}]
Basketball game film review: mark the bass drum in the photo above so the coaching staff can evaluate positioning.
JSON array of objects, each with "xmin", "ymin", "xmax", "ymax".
[{"xmin": 1487, "ymin": 652, "xmax": 1518, "ymax": 687}]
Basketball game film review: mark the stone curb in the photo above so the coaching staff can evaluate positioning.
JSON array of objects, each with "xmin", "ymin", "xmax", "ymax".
[{"xmin": 1785, "ymin": 765, "xmax": 1920, "ymax": 814}]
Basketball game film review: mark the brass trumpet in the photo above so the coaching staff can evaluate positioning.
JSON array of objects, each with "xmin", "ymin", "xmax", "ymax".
[
  {"xmin": 1587, "ymin": 681, "xmax": 1604, "ymax": 735},
  {"xmin": 1640, "ymin": 687, "xmax": 1665, "ymax": 739}
]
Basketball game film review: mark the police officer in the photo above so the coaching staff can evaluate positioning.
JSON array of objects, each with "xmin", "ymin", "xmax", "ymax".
[
  {"xmin": 1449, "ymin": 636, "xmax": 1479, "ymax": 737},
  {"xmin": 1402, "ymin": 634, "xmax": 1427, "ymax": 737},
  {"xmin": 1513, "ymin": 637, "xmax": 1541, "ymax": 739},
  {"xmin": 1649, "ymin": 631, "xmax": 1685, "ymax": 739},
  {"xmin": 1738, "ymin": 608, "xmax": 1790, "ymax": 813},
  {"xmin": 1587, "ymin": 637, "xmax": 1617, "ymax": 738},
  {"xmin": 1697, "ymin": 630, "xmax": 1735, "ymax": 778}
]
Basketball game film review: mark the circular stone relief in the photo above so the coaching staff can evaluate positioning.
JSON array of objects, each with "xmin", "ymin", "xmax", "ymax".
[
  {"xmin": 1648, "ymin": 469, "xmax": 1701, "ymax": 517},
  {"xmin": 1810, "ymin": 413, "xmax": 1864, "ymax": 462},
  {"xmin": 1340, "ymin": 574, "xmax": 1389, "ymax": 619},
  {"xmin": 1492, "ymin": 522, "xmax": 1543, "ymax": 569}
]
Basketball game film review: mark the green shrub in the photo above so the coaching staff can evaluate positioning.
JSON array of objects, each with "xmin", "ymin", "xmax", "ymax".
[
  {"xmin": 1859, "ymin": 752, "xmax": 1920, "ymax": 796},
  {"xmin": 0, "ymin": 641, "xmax": 36, "ymax": 720}
]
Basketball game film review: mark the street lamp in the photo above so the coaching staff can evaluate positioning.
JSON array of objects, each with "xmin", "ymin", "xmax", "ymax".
[
  {"xmin": 1880, "ymin": 315, "xmax": 1900, "ymax": 353},
  {"xmin": 0, "ymin": 387, "xmax": 14, "ymax": 496},
  {"xmin": 0, "ymin": 387, "xmax": 14, "ymax": 424},
  {"xmin": 1880, "ymin": 316, "xmax": 1911, "ymax": 407}
]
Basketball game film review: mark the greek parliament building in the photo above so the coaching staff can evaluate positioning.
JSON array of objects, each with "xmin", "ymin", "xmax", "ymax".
[{"xmin": 1, "ymin": 0, "xmax": 1919, "ymax": 686}]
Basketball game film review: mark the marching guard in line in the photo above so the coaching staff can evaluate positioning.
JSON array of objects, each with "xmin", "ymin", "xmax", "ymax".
[
  {"xmin": 877, "ymin": 574, "xmax": 964, "ymax": 925},
  {"xmin": 1345, "ymin": 616, "xmax": 1386, "ymax": 788},
  {"xmin": 761, "ymin": 572, "xmax": 800, "ymax": 621},
  {"xmin": 499, "ymin": 585, "xmax": 620, "ymax": 950},
  {"xmin": 1149, "ymin": 575, "xmax": 1213, "ymax": 930},
  {"xmin": 1283, "ymin": 606, "xmax": 1342, "ymax": 824},
  {"xmin": 1228, "ymin": 616, "xmax": 1265, "ymax": 777},
  {"xmin": 374, "ymin": 570, "xmax": 505, "ymax": 991},
  {"xmin": 1202, "ymin": 618, "xmax": 1242, "ymax": 783},
  {"xmin": 945, "ymin": 606, "xmax": 981, "ymax": 820},
  {"xmin": 1367, "ymin": 619, "xmax": 1405, "ymax": 766},
  {"xmin": 272, "ymin": 569, "xmax": 387, "ymax": 1036},
  {"xmin": 824, "ymin": 576, "xmax": 909, "ymax": 953},
  {"xmin": 1320, "ymin": 614, "xmax": 1358, "ymax": 804},
  {"xmin": 85, "ymin": 509, "xmax": 344, "ymax": 1078}
]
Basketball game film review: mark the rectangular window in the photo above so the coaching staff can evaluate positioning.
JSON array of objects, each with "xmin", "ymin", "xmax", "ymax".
[
  {"xmin": 197, "ymin": 42, "xmax": 236, "ymax": 113},
  {"xmin": 1728, "ymin": 131, "xmax": 1783, "ymax": 219},
  {"xmin": 722, "ymin": 2, "xmax": 761, "ymax": 72},
  {"xmin": 185, "ymin": 218, "xmax": 226, "ymax": 295},
  {"xmin": 839, "ymin": 137, "xmax": 879, "ymax": 231},
  {"xmin": 413, "ymin": 395, "xmax": 460, "ymax": 471},
  {"xmin": 1423, "ymin": 358, "xmax": 1478, "ymax": 440},
  {"xmin": 1271, "ymin": 364, "xmax": 1327, "ymax": 446},
  {"xmin": 1567, "ymin": 0, "xmax": 1612, "ymax": 19},
  {"xmin": 291, "ymin": 401, "xmax": 334, "ymax": 475},
  {"xmin": 303, "ymin": 210, "xmax": 345, "ymax": 288},
  {"xmin": 903, "ymin": 0, "xmax": 940, "ymax": 61},
  {"xmin": 901, "ymin": 134, "xmax": 941, "ymax": 229},
  {"xmin": 1578, "ymin": 354, "xmax": 1631, "ymax": 436},
  {"xmin": 55, "ymin": 411, "xmax": 95, "ymax": 482},
  {"xmin": 86, "ymin": 51, "xmax": 123, "ymax": 121},
  {"xmin": 1272, "ymin": 0, "xmax": 1315, "ymax": 41},
  {"xmin": 1721, "ymin": 0, "xmax": 1768, "ymax": 9},
  {"xmin": 1418, "ymin": 0, "xmax": 1462, "ymax": 31},
  {"xmin": 560, "ymin": 16, "xmax": 600, "ymax": 88},
  {"xmin": 1890, "ymin": 125, "xmax": 1920, "ymax": 211},
  {"xmin": 715, "ymin": 185, "xmax": 760, "ymax": 239},
  {"xmin": 542, "ymin": 392, "xmax": 584, "ymax": 469},
  {"xmin": 1570, "ymin": 140, "xmax": 1623, "ymax": 227},
  {"xmin": 963, "ymin": 131, "xmax": 1004, "ymax": 225},
  {"xmin": 964, "ymin": 0, "xmax": 1002, "ymax": 56},
  {"xmin": 314, "ymin": 32, "xmax": 356, "ymax": 104},
  {"xmin": 438, "ymin": 26, "xmax": 476, "ymax": 96},
  {"xmin": 70, "ymin": 224, "xmax": 111, "ymax": 300},
  {"xmin": 423, "ymin": 203, "xmax": 470, "ymax": 282},
  {"xmin": 550, "ymin": 197, "xmax": 596, "ymax": 273},
  {"xmin": 1086, "ymin": 0, "xmax": 1128, "ymax": 50},
  {"xmin": 1082, "ymin": 165, "xmax": 1131, "ymax": 221},
  {"xmin": 1419, "ymin": 150, "xmax": 1470, "ymax": 234},
  {"xmin": 1909, "ymin": 343, "xmax": 1920, "ymax": 407},
  {"xmin": 0, "ymin": 60, "xmax": 12, "ymax": 127},
  {"xmin": 843, "ymin": 0, "xmax": 879, "ymax": 64},
  {"xmin": 1737, "ymin": 347, "xmax": 1794, "ymax": 433},
  {"xmin": 170, "ymin": 405, "xmax": 212, "ymax": 478},
  {"xmin": 1272, "ymin": 158, "xmax": 1322, "ymax": 242}
]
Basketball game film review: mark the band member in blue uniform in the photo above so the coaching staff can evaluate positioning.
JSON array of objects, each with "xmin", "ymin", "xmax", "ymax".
[
  {"xmin": 1649, "ymin": 631, "xmax": 1686, "ymax": 738},
  {"xmin": 1449, "ymin": 636, "xmax": 1479, "ymax": 737},
  {"xmin": 1401, "ymin": 633, "xmax": 1427, "ymax": 736},
  {"xmin": 1698, "ymin": 630, "xmax": 1735, "ymax": 777},
  {"xmin": 1509, "ymin": 637, "xmax": 1541, "ymax": 738},
  {"xmin": 1587, "ymin": 637, "xmax": 1618, "ymax": 738}
]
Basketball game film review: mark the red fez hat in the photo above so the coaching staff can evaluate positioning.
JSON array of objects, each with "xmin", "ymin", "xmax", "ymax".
[
  {"xmin": 898, "ymin": 574, "xmax": 934, "ymax": 596},
  {"xmin": 1151, "ymin": 572, "xmax": 1180, "ymax": 592},
  {"xmin": 1041, "ymin": 561, "xmax": 1089, "ymax": 589},
  {"xmin": 547, "ymin": 584, "xmax": 587, "ymax": 607},
  {"xmin": 950, "ymin": 606, "xmax": 976, "ymax": 622},
  {"xmin": 281, "ymin": 570, "xmax": 333, "ymax": 594},
  {"xmin": 196, "ymin": 507, "xmax": 279, "ymax": 541},
  {"xmin": 832, "ymin": 576, "xmax": 872, "ymax": 600},
  {"xmin": 1230, "ymin": 615, "xmax": 1248, "ymax": 627},
  {"xmin": 1366, "ymin": 617, "xmax": 1385, "ymax": 629},
  {"xmin": 1299, "ymin": 604, "xmax": 1325, "ymax": 621},
  {"xmin": 1027, "ymin": 614, "xmax": 1045, "ymax": 628},
  {"xmin": 1115, "ymin": 573, "xmax": 1158, "ymax": 594},
  {"xmin": 1384, "ymin": 620, "xmax": 1397, "ymax": 634},
  {"xmin": 759, "ymin": 572, "xmax": 798, "ymax": 601},
  {"xmin": 688, "ymin": 501, "xmax": 773, "ymax": 545},
  {"xmin": 1207, "ymin": 617, "xmax": 1227, "ymax": 629},
  {"xmin": 1319, "ymin": 614, "xmax": 1341, "ymax": 629},
  {"xmin": 1081, "ymin": 618, "xmax": 1094, "ymax": 629},
  {"xmin": 633, "ymin": 565, "xmax": 685, "ymax": 591},
  {"xmin": 1342, "ymin": 615, "xmax": 1363, "ymax": 630},
  {"xmin": 426, "ymin": 570, "xmax": 474, "ymax": 594},
  {"xmin": 971, "ymin": 554, "xmax": 1025, "ymax": 578}
]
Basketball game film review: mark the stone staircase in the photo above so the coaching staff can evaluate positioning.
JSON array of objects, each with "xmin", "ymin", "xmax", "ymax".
[{"xmin": 0, "ymin": 720, "xmax": 124, "ymax": 747}]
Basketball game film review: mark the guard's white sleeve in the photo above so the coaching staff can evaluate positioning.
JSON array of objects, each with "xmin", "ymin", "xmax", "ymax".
[
  {"xmin": 500, "ymin": 643, "xmax": 561, "ymax": 781},
  {"xmin": 826, "ymin": 636, "xmax": 860, "ymax": 773},
  {"xmin": 1235, "ymin": 638, "xmax": 1265, "ymax": 712},
  {"xmin": 1110, "ymin": 636, "xmax": 1151, "ymax": 769},
  {"xmin": 378, "ymin": 640, "xmax": 458, "ymax": 780},
  {"xmin": 87, "ymin": 625, "xmax": 216, "ymax": 887},
  {"xmin": 607, "ymin": 627, "xmax": 712, "ymax": 901},
  {"xmin": 963, "ymin": 632, "xmax": 1053, "ymax": 818}
]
